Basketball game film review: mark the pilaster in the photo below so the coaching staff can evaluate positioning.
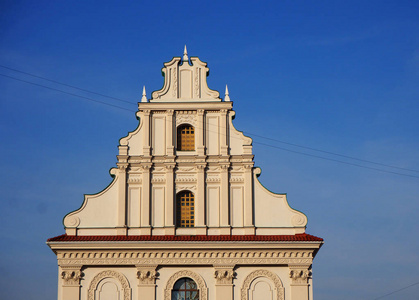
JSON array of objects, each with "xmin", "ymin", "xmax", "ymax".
[
  {"xmin": 116, "ymin": 163, "xmax": 128, "ymax": 235},
  {"xmin": 142, "ymin": 109, "xmax": 151, "ymax": 156},
  {"xmin": 140, "ymin": 163, "xmax": 152, "ymax": 234},
  {"xmin": 165, "ymin": 164, "xmax": 175, "ymax": 235},
  {"xmin": 289, "ymin": 265, "xmax": 311, "ymax": 300},
  {"xmin": 136, "ymin": 265, "xmax": 158, "ymax": 300},
  {"xmin": 220, "ymin": 163, "xmax": 230, "ymax": 233},
  {"xmin": 243, "ymin": 163, "xmax": 255, "ymax": 234},
  {"xmin": 166, "ymin": 110, "xmax": 174, "ymax": 156},
  {"xmin": 220, "ymin": 109, "xmax": 228, "ymax": 156},
  {"xmin": 196, "ymin": 109, "xmax": 205, "ymax": 156},
  {"xmin": 60, "ymin": 265, "xmax": 82, "ymax": 300},
  {"xmin": 214, "ymin": 265, "xmax": 235, "ymax": 300},
  {"xmin": 195, "ymin": 163, "xmax": 207, "ymax": 233}
]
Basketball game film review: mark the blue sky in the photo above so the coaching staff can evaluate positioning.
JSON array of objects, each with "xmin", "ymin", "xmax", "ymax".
[{"xmin": 1, "ymin": 1, "xmax": 418, "ymax": 299}]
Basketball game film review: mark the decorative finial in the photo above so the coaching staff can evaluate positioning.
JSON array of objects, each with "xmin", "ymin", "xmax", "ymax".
[
  {"xmin": 141, "ymin": 86, "xmax": 148, "ymax": 102},
  {"xmin": 224, "ymin": 85, "xmax": 230, "ymax": 101},
  {"xmin": 183, "ymin": 45, "xmax": 188, "ymax": 62}
]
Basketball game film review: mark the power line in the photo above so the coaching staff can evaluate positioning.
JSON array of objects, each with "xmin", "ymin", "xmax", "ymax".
[
  {"xmin": 246, "ymin": 131, "xmax": 419, "ymax": 174},
  {"xmin": 372, "ymin": 280, "xmax": 419, "ymax": 300},
  {"xmin": 3, "ymin": 63, "xmax": 417, "ymax": 175},
  {"xmin": 251, "ymin": 141, "xmax": 419, "ymax": 179},
  {"xmin": 0, "ymin": 73, "xmax": 134, "ymax": 113},
  {"xmin": 1, "ymin": 71, "xmax": 417, "ymax": 179},
  {"xmin": 0, "ymin": 64, "xmax": 135, "ymax": 105}
]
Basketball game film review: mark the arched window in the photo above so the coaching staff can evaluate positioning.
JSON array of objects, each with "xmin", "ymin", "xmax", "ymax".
[
  {"xmin": 172, "ymin": 278, "xmax": 199, "ymax": 300},
  {"xmin": 177, "ymin": 124, "xmax": 195, "ymax": 151},
  {"xmin": 176, "ymin": 191, "xmax": 195, "ymax": 228}
]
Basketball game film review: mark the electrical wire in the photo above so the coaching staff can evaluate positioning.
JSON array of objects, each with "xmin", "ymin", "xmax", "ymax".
[
  {"xmin": 245, "ymin": 131, "xmax": 419, "ymax": 173},
  {"xmin": 0, "ymin": 73, "xmax": 134, "ymax": 112},
  {"xmin": 1, "ymin": 71, "xmax": 418, "ymax": 179},
  {"xmin": 372, "ymin": 280, "xmax": 419, "ymax": 300},
  {"xmin": 2, "ymin": 64, "xmax": 416, "ymax": 174},
  {"xmin": 0, "ymin": 64, "xmax": 135, "ymax": 105}
]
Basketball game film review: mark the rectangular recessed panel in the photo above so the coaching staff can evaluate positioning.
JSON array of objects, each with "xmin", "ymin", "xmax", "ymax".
[
  {"xmin": 207, "ymin": 187, "xmax": 220, "ymax": 227},
  {"xmin": 207, "ymin": 116, "xmax": 219, "ymax": 155},
  {"xmin": 231, "ymin": 186, "xmax": 244, "ymax": 227},
  {"xmin": 152, "ymin": 187, "xmax": 165, "ymax": 227}
]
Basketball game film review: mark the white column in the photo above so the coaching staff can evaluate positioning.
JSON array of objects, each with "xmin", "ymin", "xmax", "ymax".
[
  {"xmin": 243, "ymin": 163, "xmax": 255, "ymax": 234},
  {"xmin": 214, "ymin": 266, "xmax": 235, "ymax": 300},
  {"xmin": 116, "ymin": 164, "xmax": 128, "ymax": 235},
  {"xmin": 142, "ymin": 110, "xmax": 151, "ymax": 156},
  {"xmin": 195, "ymin": 164, "xmax": 206, "ymax": 234},
  {"xmin": 140, "ymin": 164, "xmax": 152, "ymax": 235},
  {"xmin": 289, "ymin": 265, "xmax": 311, "ymax": 300},
  {"xmin": 196, "ymin": 109, "xmax": 205, "ymax": 156},
  {"xmin": 166, "ymin": 110, "xmax": 174, "ymax": 156},
  {"xmin": 165, "ymin": 164, "xmax": 175, "ymax": 235},
  {"xmin": 136, "ymin": 265, "xmax": 158, "ymax": 300},
  {"xmin": 220, "ymin": 164, "xmax": 230, "ymax": 234},
  {"xmin": 60, "ymin": 266, "xmax": 82, "ymax": 300},
  {"xmin": 220, "ymin": 109, "xmax": 228, "ymax": 156}
]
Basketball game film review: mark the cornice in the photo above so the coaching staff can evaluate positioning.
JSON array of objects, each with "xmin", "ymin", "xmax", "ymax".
[
  {"xmin": 55, "ymin": 249, "xmax": 315, "ymax": 267},
  {"xmin": 138, "ymin": 102, "xmax": 232, "ymax": 111}
]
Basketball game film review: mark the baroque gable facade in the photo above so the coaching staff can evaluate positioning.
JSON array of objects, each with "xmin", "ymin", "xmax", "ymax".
[{"xmin": 48, "ymin": 48, "xmax": 323, "ymax": 300}]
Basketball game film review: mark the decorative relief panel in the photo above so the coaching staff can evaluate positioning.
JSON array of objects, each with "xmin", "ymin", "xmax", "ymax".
[
  {"xmin": 87, "ymin": 270, "xmax": 131, "ymax": 300},
  {"xmin": 61, "ymin": 269, "xmax": 82, "ymax": 286},
  {"xmin": 58, "ymin": 250, "xmax": 314, "ymax": 266},
  {"xmin": 241, "ymin": 269, "xmax": 284, "ymax": 300},
  {"xmin": 176, "ymin": 111, "xmax": 197, "ymax": 127},
  {"xmin": 136, "ymin": 266, "xmax": 158, "ymax": 285},
  {"xmin": 289, "ymin": 268, "xmax": 311, "ymax": 285},
  {"xmin": 214, "ymin": 267, "xmax": 235, "ymax": 285}
]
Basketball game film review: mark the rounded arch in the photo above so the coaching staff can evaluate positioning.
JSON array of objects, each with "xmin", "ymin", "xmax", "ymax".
[
  {"xmin": 241, "ymin": 269, "xmax": 284, "ymax": 300},
  {"xmin": 88, "ymin": 270, "xmax": 131, "ymax": 300},
  {"xmin": 164, "ymin": 270, "xmax": 207, "ymax": 300}
]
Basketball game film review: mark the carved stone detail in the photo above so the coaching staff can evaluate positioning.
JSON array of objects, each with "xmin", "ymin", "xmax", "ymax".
[
  {"xmin": 206, "ymin": 176, "xmax": 220, "ymax": 183},
  {"xmin": 61, "ymin": 270, "xmax": 82, "ymax": 286},
  {"xmin": 151, "ymin": 177, "xmax": 166, "ymax": 184},
  {"xmin": 172, "ymin": 69, "xmax": 177, "ymax": 97},
  {"xmin": 175, "ymin": 184, "xmax": 197, "ymax": 194},
  {"xmin": 214, "ymin": 268, "xmax": 235, "ymax": 285},
  {"xmin": 164, "ymin": 270, "xmax": 207, "ymax": 300},
  {"xmin": 127, "ymin": 176, "xmax": 142, "ymax": 184},
  {"xmin": 230, "ymin": 177, "xmax": 244, "ymax": 183},
  {"xmin": 289, "ymin": 268, "xmax": 311, "ymax": 285},
  {"xmin": 136, "ymin": 266, "xmax": 158, "ymax": 285},
  {"xmin": 87, "ymin": 270, "xmax": 131, "ymax": 300},
  {"xmin": 175, "ymin": 176, "xmax": 197, "ymax": 183},
  {"xmin": 58, "ymin": 250, "xmax": 314, "ymax": 266},
  {"xmin": 176, "ymin": 112, "xmax": 197, "ymax": 127},
  {"xmin": 241, "ymin": 269, "xmax": 284, "ymax": 300}
]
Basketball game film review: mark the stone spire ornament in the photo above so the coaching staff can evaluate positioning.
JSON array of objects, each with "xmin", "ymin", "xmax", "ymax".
[
  {"xmin": 183, "ymin": 45, "xmax": 188, "ymax": 62},
  {"xmin": 224, "ymin": 85, "xmax": 230, "ymax": 101},
  {"xmin": 141, "ymin": 86, "xmax": 147, "ymax": 102}
]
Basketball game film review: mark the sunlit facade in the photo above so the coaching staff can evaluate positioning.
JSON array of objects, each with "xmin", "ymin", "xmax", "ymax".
[{"xmin": 47, "ymin": 49, "xmax": 323, "ymax": 300}]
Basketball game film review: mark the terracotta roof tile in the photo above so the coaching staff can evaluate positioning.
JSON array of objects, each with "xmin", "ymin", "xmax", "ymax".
[{"xmin": 47, "ymin": 233, "xmax": 323, "ymax": 243}]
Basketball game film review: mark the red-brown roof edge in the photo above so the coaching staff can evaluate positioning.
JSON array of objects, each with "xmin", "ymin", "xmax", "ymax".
[{"xmin": 47, "ymin": 233, "xmax": 323, "ymax": 243}]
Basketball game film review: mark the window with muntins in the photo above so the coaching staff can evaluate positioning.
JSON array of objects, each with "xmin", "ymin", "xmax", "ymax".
[
  {"xmin": 177, "ymin": 124, "xmax": 195, "ymax": 151},
  {"xmin": 177, "ymin": 191, "xmax": 195, "ymax": 228},
  {"xmin": 172, "ymin": 278, "xmax": 199, "ymax": 300}
]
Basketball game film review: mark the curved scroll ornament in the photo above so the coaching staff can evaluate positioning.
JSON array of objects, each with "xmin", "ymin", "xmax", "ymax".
[
  {"xmin": 241, "ymin": 269, "xmax": 284, "ymax": 300},
  {"xmin": 164, "ymin": 270, "xmax": 208, "ymax": 300},
  {"xmin": 88, "ymin": 270, "xmax": 131, "ymax": 300}
]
